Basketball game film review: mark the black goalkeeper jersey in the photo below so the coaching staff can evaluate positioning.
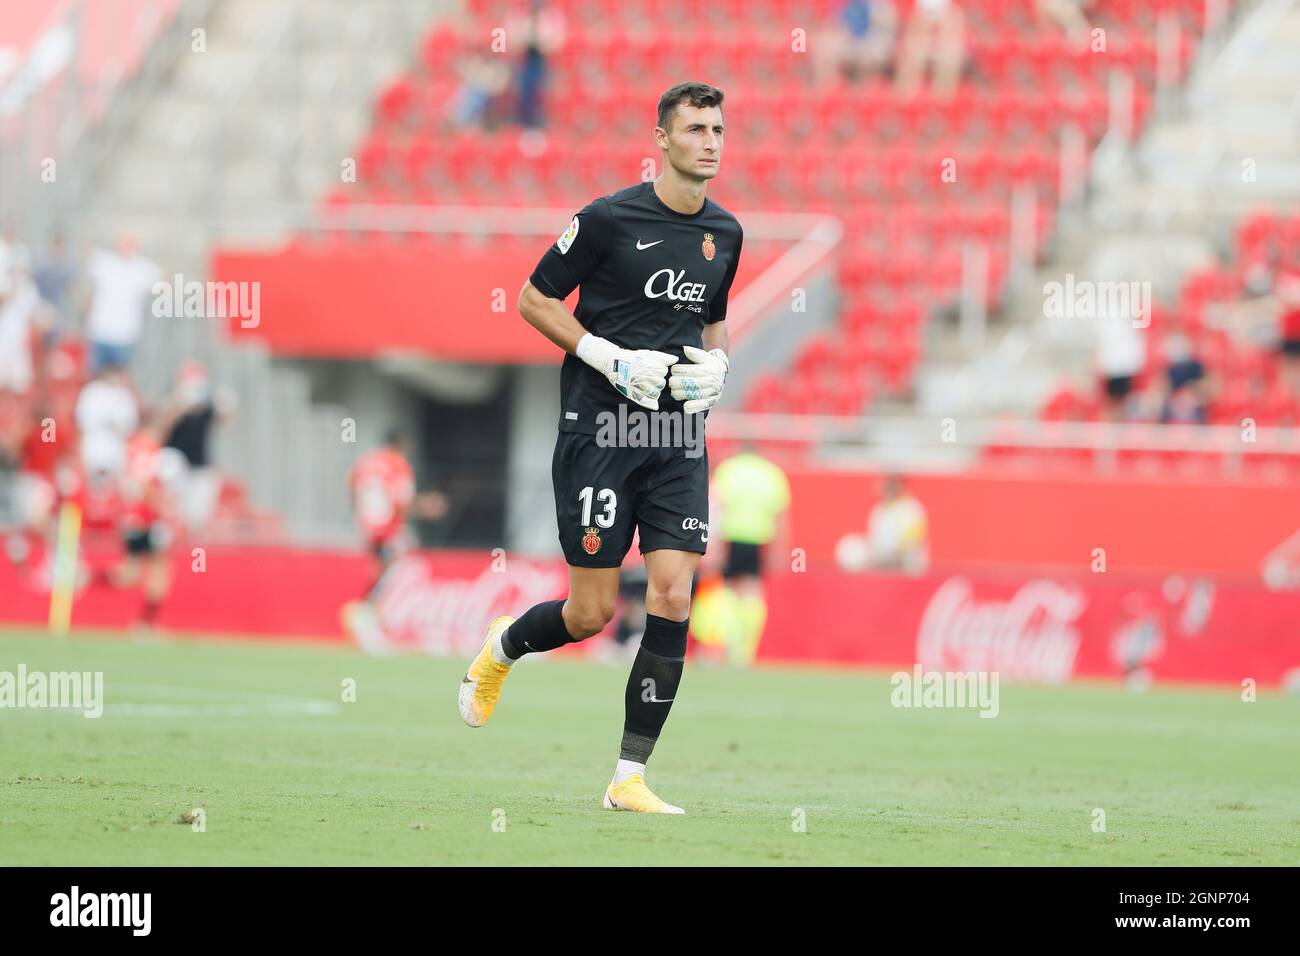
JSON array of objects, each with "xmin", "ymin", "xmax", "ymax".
[{"xmin": 528, "ymin": 181, "xmax": 743, "ymax": 434}]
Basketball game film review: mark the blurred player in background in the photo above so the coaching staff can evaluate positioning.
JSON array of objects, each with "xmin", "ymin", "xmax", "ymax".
[
  {"xmin": 459, "ymin": 82, "xmax": 741, "ymax": 815},
  {"xmin": 341, "ymin": 431, "xmax": 450, "ymax": 647},
  {"xmin": 347, "ymin": 429, "xmax": 449, "ymax": 595},
  {"xmin": 113, "ymin": 410, "xmax": 180, "ymax": 631},
  {"xmin": 692, "ymin": 442, "xmax": 790, "ymax": 666},
  {"xmin": 4, "ymin": 407, "xmax": 63, "ymax": 573},
  {"xmin": 602, "ymin": 529, "xmax": 648, "ymax": 664}
]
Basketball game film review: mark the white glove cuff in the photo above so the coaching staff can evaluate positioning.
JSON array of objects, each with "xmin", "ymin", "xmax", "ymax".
[{"xmin": 576, "ymin": 333, "xmax": 613, "ymax": 374}]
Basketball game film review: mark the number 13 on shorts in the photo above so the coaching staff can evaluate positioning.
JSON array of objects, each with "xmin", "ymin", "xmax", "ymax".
[{"xmin": 578, "ymin": 485, "xmax": 617, "ymax": 528}]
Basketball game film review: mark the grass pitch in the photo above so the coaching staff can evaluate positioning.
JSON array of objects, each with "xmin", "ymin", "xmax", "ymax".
[{"xmin": 1, "ymin": 629, "xmax": 1296, "ymax": 866}]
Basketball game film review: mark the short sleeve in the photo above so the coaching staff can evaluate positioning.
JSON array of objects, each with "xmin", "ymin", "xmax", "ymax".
[
  {"xmin": 706, "ymin": 227, "xmax": 743, "ymax": 324},
  {"xmin": 528, "ymin": 199, "xmax": 615, "ymax": 300}
]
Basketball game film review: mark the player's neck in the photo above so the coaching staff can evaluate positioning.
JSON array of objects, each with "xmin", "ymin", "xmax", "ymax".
[{"xmin": 652, "ymin": 173, "xmax": 706, "ymax": 216}]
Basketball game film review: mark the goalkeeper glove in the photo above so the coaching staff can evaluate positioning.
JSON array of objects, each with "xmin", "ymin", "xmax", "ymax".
[
  {"xmin": 577, "ymin": 333, "xmax": 678, "ymax": 410},
  {"xmin": 669, "ymin": 346, "xmax": 730, "ymax": 414}
]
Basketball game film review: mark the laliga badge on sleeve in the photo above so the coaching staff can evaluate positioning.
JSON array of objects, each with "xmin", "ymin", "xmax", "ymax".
[{"xmin": 557, "ymin": 216, "xmax": 580, "ymax": 254}]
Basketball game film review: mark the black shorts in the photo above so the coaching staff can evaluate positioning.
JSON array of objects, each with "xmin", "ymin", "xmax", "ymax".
[
  {"xmin": 552, "ymin": 430, "xmax": 710, "ymax": 568},
  {"xmin": 723, "ymin": 541, "xmax": 764, "ymax": 579},
  {"xmin": 1104, "ymin": 375, "xmax": 1135, "ymax": 400},
  {"xmin": 123, "ymin": 528, "xmax": 159, "ymax": 556}
]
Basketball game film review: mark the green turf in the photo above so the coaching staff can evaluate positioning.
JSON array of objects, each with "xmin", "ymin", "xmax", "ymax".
[{"xmin": 0, "ymin": 628, "xmax": 1297, "ymax": 865}]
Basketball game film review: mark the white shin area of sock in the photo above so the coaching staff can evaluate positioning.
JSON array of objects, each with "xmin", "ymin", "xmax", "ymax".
[
  {"xmin": 491, "ymin": 629, "xmax": 516, "ymax": 666},
  {"xmin": 614, "ymin": 759, "xmax": 646, "ymax": 784}
]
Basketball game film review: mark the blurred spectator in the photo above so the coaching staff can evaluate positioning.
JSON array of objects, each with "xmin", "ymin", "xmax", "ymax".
[
  {"xmin": 865, "ymin": 473, "xmax": 929, "ymax": 573},
  {"xmin": 895, "ymin": 0, "xmax": 965, "ymax": 99},
  {"xmin": 0, "ymin": 259, "xmax": 50, "ymax": 462},
  {"xmin": 1159, "ymin": 332, "xmax": 1212, "ymax": 424},
  {"xmin": 86, "ymin": 232, "xmax": 160, "ymax": 372},
  {"xmin": 33, "ymin": 231, "xmax": 76, "ymax": 340},
  {"xmin": 508, "ymin": 0, "xmax": 565, "ymax": 152},
  {"xmin": 0, "ymin": 260, "xmax": 43, "ymax": 399},
  {"xmin": 1276, "ymin": 269, "xmax": 1300, "ymax": 398},
  {"xmin": 1037, "ymin": 0, "xmax": 1093, "ymax": 46},
  {"xmin": 75, "ymin": 364, "xmax": 138, "ymax": 477},
  {"xmin": 0, "ymin": 220, "xmax": 31, "ymax": 276},
  {"xmin": 448, "ymin": 52, "xmax": 511, "ymax": 130},
  {"xmin": 161, "ymin": 360, "xmax": 236, "ymax": 535},
  {"xmin": 1096, "ymin": 301, "xmax": 1147, "ymax": 421},
  {"xmin": 837, "ymin": 473, "xmax": 929, "ymax": 574},
  {"xmin": 814, "ymin": 0, "xmax": 898, "ymax": 87}
]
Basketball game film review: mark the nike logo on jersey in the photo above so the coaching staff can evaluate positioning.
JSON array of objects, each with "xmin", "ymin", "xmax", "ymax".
[{"xmin": 635, "ymin": 239, "xmax": 664, "ymax": 250}]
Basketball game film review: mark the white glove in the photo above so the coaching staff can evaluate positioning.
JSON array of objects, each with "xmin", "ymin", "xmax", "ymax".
[
  {"xmin": 577, "ymin": 333, "xmax": 677, "ymax": 410},
  {"xmin": 669, "ymin": 346, "xmax": 729, "ymax": 414}
]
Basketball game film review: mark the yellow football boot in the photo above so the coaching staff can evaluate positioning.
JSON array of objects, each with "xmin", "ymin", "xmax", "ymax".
[
  {"xmin": 458, "ymin": 615, "xmax": 515, "ymax": 727},
  {"xmin": 602, "ymin": 774, "xmax": 685, "ymax": 814}
]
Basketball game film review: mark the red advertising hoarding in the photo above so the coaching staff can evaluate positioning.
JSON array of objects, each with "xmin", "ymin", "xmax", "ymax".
[{"xmin": 1, "ymin": 546, "xmax": 1295, "ymax": 687}]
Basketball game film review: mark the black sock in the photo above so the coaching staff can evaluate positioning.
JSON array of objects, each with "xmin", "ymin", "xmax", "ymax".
[
  {"xmin": 500, "ymin": 599, "xmax": 573, "ymax": 659},
  {"xmin": 620, "ymin": 613, "xmax": 687, "ymax": 764}
]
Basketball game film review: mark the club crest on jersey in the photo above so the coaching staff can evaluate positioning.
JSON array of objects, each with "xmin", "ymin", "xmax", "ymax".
[
  {"xmin": 556, "ymin": 216, "xmax": 580, "ymax": 255},
  {"xmin": 582, "ymin": 527, "xmax": 602, "ymax": 555},
  {"xmin": 702, "ymin": 233, "xmax": 716, "ymax": 261}
]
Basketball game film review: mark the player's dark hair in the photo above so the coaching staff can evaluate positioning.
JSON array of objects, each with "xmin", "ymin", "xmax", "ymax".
[
  {"xmin": 656, "ymin": 82, "xmax": 724, "ymax": 132},
  {"xmin": 385, "ymin": 428, "xmax": 406, "ymax": 448}
]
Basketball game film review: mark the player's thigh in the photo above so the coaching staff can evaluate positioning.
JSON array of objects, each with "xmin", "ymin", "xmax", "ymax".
[{"xmin": 551, "ymin": 431, "xmax": 640, "ymax": 568}]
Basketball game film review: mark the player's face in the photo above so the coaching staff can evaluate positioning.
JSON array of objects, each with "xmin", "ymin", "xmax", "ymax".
[{"xmin": 657, "ymin": 104, "xmax": 723, "ymax": 181}]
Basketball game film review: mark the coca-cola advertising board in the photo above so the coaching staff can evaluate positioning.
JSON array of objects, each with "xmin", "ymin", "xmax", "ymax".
[{"xmin": 0, "ymin": 546, "xmax": 1295, "ymax": 686}]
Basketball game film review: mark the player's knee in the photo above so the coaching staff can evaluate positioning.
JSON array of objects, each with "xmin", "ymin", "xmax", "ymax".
[
  {"xmin": 564, "ymin": 599, "xmax": 615, "ymax": 641},
  {"xmin": 646, "ymin": 582, "xmax": 692, "ymax": 622}
]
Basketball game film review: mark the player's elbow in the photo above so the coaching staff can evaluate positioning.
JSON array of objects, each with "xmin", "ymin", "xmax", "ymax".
[{"xmin": 517, "ymin": 281, "xmax": 547, "ymax": 324}]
